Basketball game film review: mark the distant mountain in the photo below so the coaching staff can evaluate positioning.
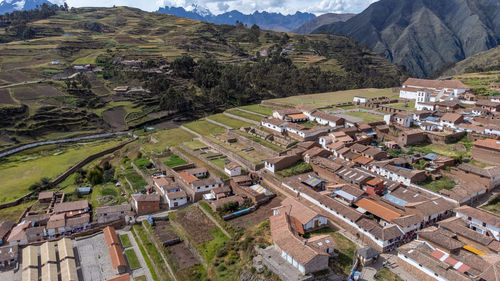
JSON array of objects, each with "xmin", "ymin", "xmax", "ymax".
[
  {"xmin": 0, "ymin": 0, "xmax": 53, "ymax": 14},
  {"xmin": 292, "ymin": 13, "xmax": 355, "ymax": 34},
  {"xmin": 156, "ymin": 5, "xmax": 316, "ymax": 32},
  {"xmin": 442, "ymin": 46, "xmax": 500, "ymax": 77},
  {"xmin": 313, "ymin": 0, "xmax": 500, "ymax": 78}
]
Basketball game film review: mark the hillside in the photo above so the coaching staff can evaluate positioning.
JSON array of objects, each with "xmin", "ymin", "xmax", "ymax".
[
  {"xmin": 157, "ymin": 5, "xmax": 316, "ymax": 32},
  {"xmin": 314, "ymin": 0, "xmax": 500, "ymax": 78},
  {"xmin": 292, "ymin": 13, "xmax": 355, "ymax": 34},
  {"xmin": 442, "ymin": 46, "xmax": 500, "ymax": 77},
  {"xmin": 0, "ymin": 0, "xmax": 53, "ymax": 14},
  {"xmin": 0, "ymin": 6, "xmax": 405, "ymax": 148}
]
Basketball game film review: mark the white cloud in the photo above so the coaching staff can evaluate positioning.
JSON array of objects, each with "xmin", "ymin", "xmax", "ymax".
[{"xmin": 5, "ymin": 0, "xmax": 379, "ymax": 15}]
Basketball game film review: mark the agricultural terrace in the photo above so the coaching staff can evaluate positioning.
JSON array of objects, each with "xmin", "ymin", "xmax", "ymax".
[
  {"xmin": 206, "ymin": 113, "xmax": 254, "ymax": 129},
  {"xmin": 344, "ymin": 111, "xmax": 384, "ymax": 123},
  {"xmin": 226, "ymin": 109, "xmax": 264, "ymax": 122},
  {"xmin": 268, "ymin": 88, "xmax": 395, "ymax": 107},
  {"xmin": 173, "ymin": 206, "xmax": 230, "ymax": 263},
  {"xmin": 0, "ymin": 138, "xmax": 125, "ymax": 203},
  {"xmin": 184, "ymin": 120, "xmax": 226, "ymax": 136},
  {"xmin": 237, "ymin": 104, "xmax": 274, "ymax": 116},
  {"xmin": 142, "ymin": 127, "xmax": 196, "ymax": 154}
]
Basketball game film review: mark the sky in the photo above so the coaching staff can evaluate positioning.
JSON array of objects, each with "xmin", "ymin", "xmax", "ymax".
[{"xmin": 43, "ymin": 0, "xmax": 379, "ymax": 15}]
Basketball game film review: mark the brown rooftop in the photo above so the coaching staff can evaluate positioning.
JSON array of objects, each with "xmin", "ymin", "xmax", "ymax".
[
  {"xmin": 53, "ymin": 200, "xmax": 89, "ymax": 213},
  {"xmin": 455, "ymin": 205, "xmax": 500, "ymax": 228}
]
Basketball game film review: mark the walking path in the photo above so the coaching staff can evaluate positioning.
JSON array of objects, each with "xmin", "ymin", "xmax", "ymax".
[
  {"xmin": 180, "ymin": 125, "xmax": 202, "ymax": 138},
  {"xmin": 117, "ymin": 230, "xmax": 154, "ymax": 281},
  {"xmin": 196, "ymin": 202, "xmax": 232, "ymax": 239}
]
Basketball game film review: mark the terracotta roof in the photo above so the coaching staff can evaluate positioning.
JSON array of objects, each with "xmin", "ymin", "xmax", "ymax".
[
  {"xmin": 479, "ymin": 261, "xmax": 500, "ymax": 281},
  {"xmin": 132, "ymin": 194, "xmax": 160, "ymax": 202},
  {"xmin": 458, "ymin": 163, "xmax": 500, "ymax": 178},
  {"xmin": 105, "ymin": 274, "xmax": 131, "ymax": 281},
  {"xmin": 311, "ymin": 111, "xmax": 343, "ymax": 123},
  {"xmin": 225, "ymin": 162, "xmax": 241, "ymax": 170},
  {"xmin": 53, "ymin": 200, "xmax": 89, "ymax": 213},
  {"xmin": 403, "ymin": 78, "xmax": 469, "ymax": 90},
  {"xmin": 178, "ymin": 172, "xmax": 198, "ymax": 183},
  {"xmin": 166, "ymin": 190, "xmax": 187, "ymax": 200},
  {"xmin": 262, "ymin": 117, "xmax": 287, "ymax": 126},
  {"xmin": 7, "ymin": 222, "xmax": 29, "ymax": 242},
  {"xmin": 441, "ymin": 113, "xmax": 463, "ymax": 123},
  {"xmin": 474, "ymin": 138, "xmax": 500, "ymax": 151},
  {"xmin": 417, "ymin": 226, "xmax": 464, "ymax": 251},
  {"xmin": 275, "ymin": 197, "xmax": 323, "ymax": 226},
  {"xmin": 47, "ymin": 213, "xmax": 66, "ymax": 229},
  {"xmin": 288, "ymin": 113, "xmax": 308, "ymax": 120},
  {"xmin": 0, "ymin": 220, "xmax": 15, "ymax": 239},
  {"xmin": 232, "ymin": 175, "xmax": 252, "ymax": 183},
  {"xmin": 38, "ymin": 192, "xmax": 54, "ymax": 200},
  {"xmin": 391, "ymin": 214, "xmax": 422, "ymax": 228},
  {"xmin": 326, "ymin": 142, "xmax": 345, "ymax": 151},
  {"xmin": 354, "ymin": 156, "xmax": 373, "ymax": 165},
  {"xmin": 354, "ymin": 198, "xmax": 402, "ymax": 222},
  {"xmin": 66, "ymin": 214, "xmax": 90, "ymax": 227},
  {"xmin": 455, "ymin": 205, "xmax": 500, "ymax": 228},
  {"xmin": 95, "ymin": 204, "xmax": 131, "ymax": 215},
  {"xmin": 270, "ymin": 212, "xmax": 328, "ymax": 266},
  {"xmin": 184, "ymin": 167, "xmax": 208, "ymax": 175},
  {"xmin": 153, "ymin": 177, "xmax": 170, "ymax": 187},
  {"xmin": 335, "ymin": 184, "xmax": 365, "ymax": 198},
  {"xmin": 103, "ymin": 226, "xmax": 120, "ymax": 247},
  {"xmin": 405, "ymin": 198, "xmax": 456, "ymax": 219},
  {"xmin": 439, "ymin": 217, "xmax": 494, "ymax": 246},
  {"xmin": 109, "ymin": 244, "xmax": 127, "ymax": 270},
  {"xmin": 0, "ymin": 244, "xmax": 17, "ymax": 262}
]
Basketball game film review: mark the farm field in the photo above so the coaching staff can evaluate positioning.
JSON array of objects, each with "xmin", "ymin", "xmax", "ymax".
[
  {"xmin": 226, "ymin": 109, "xmax": 263, "ymax": 122},
  {"xmin": 125, "ymin": 248, "xmax": 141, "ymax": 269},
  {"xmin": 344, "ymin": 111, "xmax": 384, "ymax": 123},
  {"xmin": 184, "ymin": 120, "xmax": 226, "ymax": 136},
  {"xmin": 142, "ymin": 127, "xmax": 196, "ymax": 154},
  {"xmin": 206, "ymin": 113, "xmax": 253, "ymax": 129},
  {"xmin": 237, "ymin": 104, "xmax": 274, "ymax": 116},
  {"xmin": 163, "ymin": 154, "xmax": 188, "ymax": 167},
  {"xmin": 0, "ymin": 138, "xmax": 124, "ymax": 203},
  {"xmin": 268, "ymin": 88, "xmax": 394, "ymax": 107}
]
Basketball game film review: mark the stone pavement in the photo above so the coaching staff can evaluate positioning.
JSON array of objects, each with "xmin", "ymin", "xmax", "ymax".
[
  {"xmin": 358, "ymin": 252, "xmax": 419, "ymax": 281},
  {"xmin": 117, "ymin": 230, "xmax": 154, "ymax": 281}
]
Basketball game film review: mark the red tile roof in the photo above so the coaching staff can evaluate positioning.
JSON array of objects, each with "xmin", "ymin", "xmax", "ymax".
[{"xmin": 355, "ymin": 198, "xmax": 402, "ymax": 222}]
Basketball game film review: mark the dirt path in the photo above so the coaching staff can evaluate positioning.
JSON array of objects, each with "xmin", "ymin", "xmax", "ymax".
[
  {"xmin": 236, "ymin": 108, "xmax": 267, "ymax": 117},
  {"xmin": 223, "ymin": 112, "xmax": 259, "ymax": 125},
  {"xmin": 205, "ymin": 117, "xmax": 233, "ymax": 130}
]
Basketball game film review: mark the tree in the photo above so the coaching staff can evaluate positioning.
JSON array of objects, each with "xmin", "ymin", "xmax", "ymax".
[
  {"xmin": 171, "ymin": 55, "xmax": 195, "ymax": 78},
  {"xmin": 249, "ymin": 24, "xmax": 260, "ymax": 42},
  {"xmin": 86, "ymin": 166, "xmax": 103, "ymax": 185}
]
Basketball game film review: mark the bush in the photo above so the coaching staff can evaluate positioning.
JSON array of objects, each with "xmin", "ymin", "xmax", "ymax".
[{"xmin": 87, "ymin": 166, "xmax": 103, "ymax": 185}]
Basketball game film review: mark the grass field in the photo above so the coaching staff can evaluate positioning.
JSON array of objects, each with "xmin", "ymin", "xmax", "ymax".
[
  {"xmin": 481, "ymin": 195, "xmax": 500, "ymax": 216},
  {"xmin": 238, "ymin": 104, "xmax": 274, "ymax": 115},
  {"xmin": 163, "ymin": 155, "xmax": 188, "ymax": 168},
  {"xmin": 0, "ymin": 139, "xmax": 123, "ymax": 203},
  {"xmin": 374, "ymin": 268, "xmax": 404, "ymax": 281},
  {"xmin": 0, "ymin": 200, "xmax": 34, "ymax": 220},
  {"xmin": 125, "ymin": 248, "xmax": 141, "ymax": 269},
  {"xmin": 419, "ymin": 177, "xmax": 456, "ymax": 193},
  {"xmin": 226, "ymin": 109, "xmax": 263, "ymax": 121},
  {"xmin": 304, "ymin": 228, "xmax": 356, "ymax": 276},
  {"xmin": 120, "ymin": 234, "xmax": 132, "ymax": 248},
  {"xmin": 388, "ymin": 101, "xmax": 415, "ymax": 110},
  {"xmin": 123, "ymin": 168, "xmax": 148, "ymax": 192},
  {"xmin": 183, "ymin": 140, "xmax": 207, "ymax": 150},
  {"xmin": 410, "ymin": 143, "xmax": 469, "ymax": 159},
  {"xmin": 344, "ymin": 111, "xmax": 384, "ymax": 123},
  {"xmin": 269, "ymin": 88, "xmax": 394, "ymax": 107},
  {"xmin": 184, "ymin": 120, "xmax": 226, "ymax": 136},
  {"xmin": 207, "ymin": 113, "xmax": 253, "ymax": 129},
  {"xmin": 142, "ymin": 128, "xmax": 196, "ymax": 154}
]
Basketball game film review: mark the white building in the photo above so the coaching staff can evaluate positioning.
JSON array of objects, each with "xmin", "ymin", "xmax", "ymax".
[
  {"xmin": 165, "ymin": 189, "xmax": 188, "ymax": 208},
  {"xmin": 261, "ymin": 118, "xmax": 287, "ymax": 133},
  {"xmin": 224, "ymin": 162, "xmax": 241, "ymax": 177},
  {"xmin": 455, "ymin": 206, "xmax": 500, "ymax": 241},
  {"xmin": 399, "ymin": 78, "xmax": 469, "ymax": 100}
]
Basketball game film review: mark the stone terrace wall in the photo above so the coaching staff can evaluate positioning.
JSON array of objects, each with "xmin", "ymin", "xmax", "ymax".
[{"xmin": 200, "ymin": 137, "xmax": 264, "ymax": 171}]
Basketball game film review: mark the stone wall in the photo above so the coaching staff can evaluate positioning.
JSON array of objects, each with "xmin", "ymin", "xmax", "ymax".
[{"xmin": 200, "ymin": 137, "xmax": 264, "ymax": 171}]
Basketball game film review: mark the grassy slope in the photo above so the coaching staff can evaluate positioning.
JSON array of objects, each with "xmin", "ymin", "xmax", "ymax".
[
  {"xmin": 0, "ymin": 139, "xmax": 123, "ymax": 203},
  {"xmin": 269, "ymin": 88, "xmax": 395, "ymax": 107}
]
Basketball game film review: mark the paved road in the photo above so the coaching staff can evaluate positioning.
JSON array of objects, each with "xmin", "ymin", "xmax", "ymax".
[{"xmin": 117, "ymin": 230, "xmax": 154, "ymax": 281}]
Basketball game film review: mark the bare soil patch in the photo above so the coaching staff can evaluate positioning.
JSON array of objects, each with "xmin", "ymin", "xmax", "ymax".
[
  {"xmin": 103, "ymin": 106, "xmax": 127, "ymax": 130},
  {"xmin": 0, "ymin": 89, "xmax": 15, "ymax": 104},
  {"xmin": 0, "ymin": 71, "xmax": 30, "ymax": 85},
  {"xmin": 228, "ymin": 196, "xmax": 283, "ymax": 229},
  {"xmin": 168, "ymin": 243, "xmax": 199, "ymax": 270},
  {"xmin": 175, "ymin": 207, "xmax": 215, "ymax": 244},
  {"xmin": 13, "ymin": 85, "xmax": 63, "ymax": 100}
]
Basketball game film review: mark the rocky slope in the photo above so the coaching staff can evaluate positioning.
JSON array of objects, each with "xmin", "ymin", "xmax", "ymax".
[
  {"xmin": 314, "ymin": 0, "xmax": 500, "ymax": 78},
  {"xmin": 292, "ymin": 13, "xmax": 355, "ymax": 34}
]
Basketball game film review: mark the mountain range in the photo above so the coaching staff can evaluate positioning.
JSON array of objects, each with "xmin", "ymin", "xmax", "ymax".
[
  {"xmin": 314, "ymin": 0, "xmax": 500, "ymax": 78},
  {"xmin": 292, "ymin": 13, "xmax": 355, "ymax": 34},
  {"xmin": 0, "ymin": 0, "xmax": 52, "ymax": 14},
  {"xmin": 156, "ymin": 5, "xmax": 316, "ymax": 32}
]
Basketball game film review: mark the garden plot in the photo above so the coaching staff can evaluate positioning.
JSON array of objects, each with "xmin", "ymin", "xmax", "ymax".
[
  {"xmin": 13, "ymin": 85, "xmax": 64, "ymax": 100},
  {"xmin": 0, "ymin": 89, "xmax": 16, "ymax": 104},
  {"xmin": 175, "ymin": 207, "xmax": 216, "ymax": 244}
]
